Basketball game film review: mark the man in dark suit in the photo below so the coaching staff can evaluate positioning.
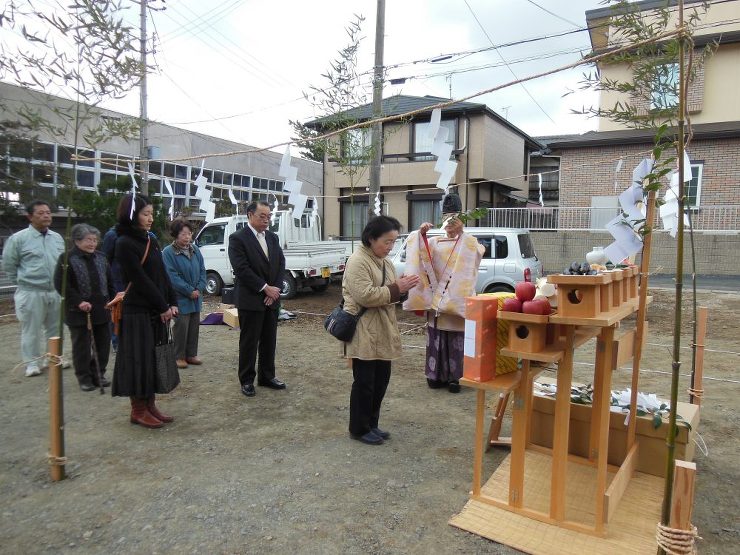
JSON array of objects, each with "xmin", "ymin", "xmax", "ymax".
[{"xmin": 228, "ymin": 201, "xmax": 287, "ymax": 397}]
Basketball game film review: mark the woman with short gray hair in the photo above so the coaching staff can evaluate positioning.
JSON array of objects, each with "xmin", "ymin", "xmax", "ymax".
[{"xmin": 54, "ymin": 223, "xmax": 116, "ymax": 391}]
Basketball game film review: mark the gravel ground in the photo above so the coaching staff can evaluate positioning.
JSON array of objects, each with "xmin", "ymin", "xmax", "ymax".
[{"xmin": 0, "ymin": 284, "xmax": 738, "ymax": 554}]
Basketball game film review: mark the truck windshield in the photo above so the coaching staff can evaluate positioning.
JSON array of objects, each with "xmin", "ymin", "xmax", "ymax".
[
  {"xmin": 196, "ymin": 223, "xmax": 226, "ymax": 247},
  {"xmin": 518, "ymin": 234, "xmax": 536, "ymax": 259}
]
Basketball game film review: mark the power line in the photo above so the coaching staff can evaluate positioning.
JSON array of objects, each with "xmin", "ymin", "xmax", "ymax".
[
  {"xmin": 462, "ymin": 0, "xmax": 557, "ymax": 125},
  {"xmin": 525, "ymin": 0, "xmax": 582, "ymax": 29},
  {"xmin": 158, "ymin": 10, "xmax": 288, "ymax": 91},
  {"xmin": 162, "ymin": 1, "xmax": 296, "ymax": 89},
  {"xmin": 158, "ymin": 0, "xmax": 245, "ymax": 43}
]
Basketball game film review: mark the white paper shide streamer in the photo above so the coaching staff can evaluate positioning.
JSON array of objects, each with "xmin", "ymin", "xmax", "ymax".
[
  {"xmin": 428, "ymin": 108, "xmax": 457, "ymax": 193},
  {"xmin": 538, "ymin": 173, "xmax": 544, "ymax": 207},
  {"xmin": 373, "ymin": 192, "xmax": 381, "ymax": 216},
  {"xmin": 127, "ymin": 162, "xmax": 138, "ymax": 220},
  {"xmin": 271, "ymin": 196, "xmax": 279, "ymax": 225},
  {"xmin": 603, "ymin": 158, "xmax": 653, "ymax": 263},
  {"xmin": 278, "ymin": 146, "xmax": 308, "ymax": 222},
  {"xmin": 310, "ymin": 196, "xmax": 319, "ymax": 228},
  {"xmin": 164, "ymin": 178, "xmax": 175, "ymax": 219}
]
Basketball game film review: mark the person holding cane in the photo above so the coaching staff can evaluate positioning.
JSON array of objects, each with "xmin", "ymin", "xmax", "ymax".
[{"xmin": 54, "ymin": 224, "xmax": 116, "ymax": 391}]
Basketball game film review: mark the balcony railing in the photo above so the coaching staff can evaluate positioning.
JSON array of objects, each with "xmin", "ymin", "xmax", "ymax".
[{"xmin": 483, "ymin": 206, "xmax": 740, "ymax": 232}]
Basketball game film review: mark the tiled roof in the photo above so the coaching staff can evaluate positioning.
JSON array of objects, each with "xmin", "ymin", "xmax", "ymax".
[
  {"xmin": 305, "ymin": 95, "xmax": 486, "ymax": 126},
  {"xmin": 538, "ymin": 121, "xmax": 740, "ymax": 149}
]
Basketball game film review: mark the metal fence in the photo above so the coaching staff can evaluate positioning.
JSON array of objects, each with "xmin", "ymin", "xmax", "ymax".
[{"xmin": 484, "ymin": 205, "xmax": 740, "ymax": 232}]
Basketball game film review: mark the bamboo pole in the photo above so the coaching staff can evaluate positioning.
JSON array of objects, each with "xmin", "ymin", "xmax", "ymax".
[
  {"xmin": 660, "ymin": 1, "xmax": 687, "ymax": 548},
  {"xmin": 48, "ymin": 336, "xmax": 66, "ymax": 481},
  {"xmin": 627, "ymin": 188, "xmax": 656, "ymax": 449},
  {"xmin": 690, "ymin": 307, "xmax": 708, "ymax": 405}
]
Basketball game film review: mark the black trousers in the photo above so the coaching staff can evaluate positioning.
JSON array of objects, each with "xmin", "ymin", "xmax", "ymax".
[
  {"xmin": 349, "ymin": 358, "xmax": 392, "ymax": 436},
  {"xmin": 69, "ymin": 322, "xmax": 111, "ymax": 385},
  {"xmin": 237, "ymin": 308, "xmax": 278, "ymax": 386}
]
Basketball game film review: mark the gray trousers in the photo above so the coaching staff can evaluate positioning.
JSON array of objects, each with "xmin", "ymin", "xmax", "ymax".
[
  {"xmin": 172, "ymin": 311, "xmax": 200, "ymax": 360},
  {"xmin": 14, "ymin": 288, "xmax": 61, "ymax": 368}
]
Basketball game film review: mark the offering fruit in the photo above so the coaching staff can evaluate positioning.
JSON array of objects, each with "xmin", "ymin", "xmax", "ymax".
[
  {"xmin": 522, "ymin": 299, "xmax": 551, "ymax": 315},
  {"xmin": 501, "ymin": 298, "xmax": 523, "ymax": 312},
  {"xmin": 515, "ymin": 282, "xmax": 537, "ymax": 302}
]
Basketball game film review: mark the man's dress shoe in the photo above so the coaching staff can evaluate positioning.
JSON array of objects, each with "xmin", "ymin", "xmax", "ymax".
[
  {"xmin": 241, "ymin": 384, "xmax": 256, "ymax": 397},
  {"xmin": 258, "ymin": 377, "xmax": 286, "ymax": 390}
]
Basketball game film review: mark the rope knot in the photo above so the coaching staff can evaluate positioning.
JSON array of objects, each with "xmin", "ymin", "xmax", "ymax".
[{"xmin": 656, "ymin": 522, "xmax": 701, "ymax": 555}]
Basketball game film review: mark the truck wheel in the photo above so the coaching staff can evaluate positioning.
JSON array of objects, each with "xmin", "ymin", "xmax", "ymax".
[
  {"xmin": 485, "ymin": 284, "xmax": 514, "ymax": 294},
  {"xmin": 205, "ymin": 272, "xmax": 223, "ymax": 296},
  {"xmin": 310, "ymin": 280, "xmax": 330, "ymax": 293},
  {"xmin": 280, "ymin": 275, "xmax": 298, "ymax": 300}
]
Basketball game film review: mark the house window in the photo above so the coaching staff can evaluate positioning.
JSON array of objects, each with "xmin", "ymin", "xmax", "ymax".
[
  {"xmin": 651, "ymin": 62, "xmax": 678, "ymax": 110},
  {"xmin": 341, "ymin": 201, "xmax": 369, "ymax": 238},
  {"xmin": 413, "ymin": 119, "xmax": 456, "ymax": 160},
  {"xmin": 410, "ymin": 199, "xmax": 441, "ymax": 229},
  {"xmin": 686, "ymin": 162, "xmax": 703, "ymax": 207},
  {"xmin": 342, "ymin": 128, "xmax": 372, "ymax": 164}
]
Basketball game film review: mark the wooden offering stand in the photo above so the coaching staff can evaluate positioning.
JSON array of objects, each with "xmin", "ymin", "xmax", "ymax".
[{"xmin": 461, "ymin": 271, "xmax": 648, "ymax": 538}]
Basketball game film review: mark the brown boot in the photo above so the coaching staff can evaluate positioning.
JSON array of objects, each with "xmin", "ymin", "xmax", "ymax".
[
  {"xmin": 130, "ymin": 398, "xmax": 164, "ymax": 428},
  {"xmin": 147, "ymin": 397, "xmax": 174, "ymax": 423}
]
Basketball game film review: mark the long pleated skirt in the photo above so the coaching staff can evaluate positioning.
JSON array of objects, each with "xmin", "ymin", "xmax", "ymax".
[
  {"xmin": 112, "ymin": 312, "xmax": 162, "ymax": 398},
  {"xmin": 424, "ymin": 327, "xmax": 464, "ymax": 383}
]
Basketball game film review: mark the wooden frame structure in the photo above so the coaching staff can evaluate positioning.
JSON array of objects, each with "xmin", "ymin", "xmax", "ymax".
[{"xmin": 462, "ymin": 295, "xmax": 650, "ymax": 537}]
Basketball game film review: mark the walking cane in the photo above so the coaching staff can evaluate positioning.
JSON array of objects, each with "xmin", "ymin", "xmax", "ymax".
[{"xmin": 87, "ymin": 313, "xmax": 105, "ymax": 395}]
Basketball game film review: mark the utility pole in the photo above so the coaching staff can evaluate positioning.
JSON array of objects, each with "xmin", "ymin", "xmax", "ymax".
[
  {"xmin": 139, "ymin": 0, "xmax": 149, "ymax": 195},
  {"xmin": 368, "ymin": 0, "xmax": 385, "ymax": 217}
]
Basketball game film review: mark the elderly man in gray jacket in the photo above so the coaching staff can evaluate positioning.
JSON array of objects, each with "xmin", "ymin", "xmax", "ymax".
[{"xmin": 3, "ymin": 200, "xmax": 65, "ymax": 376}]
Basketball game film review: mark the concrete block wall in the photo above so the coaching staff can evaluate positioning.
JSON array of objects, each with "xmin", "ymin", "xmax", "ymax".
[{"xmin": 530, "ymin": 230, "xmax": 740, "ymax": 276}]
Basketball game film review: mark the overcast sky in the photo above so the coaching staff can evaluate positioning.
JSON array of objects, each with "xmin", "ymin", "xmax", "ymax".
[{"xmin": 100, "ymin": 0, "xmax": 601, "ymax": 152}]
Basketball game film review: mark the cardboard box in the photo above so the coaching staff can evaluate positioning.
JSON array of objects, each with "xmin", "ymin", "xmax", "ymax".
[
  {"xmin": 218, "ymin": 303, "xmax": 235, "ymax": 311},
  {"xmin": 529, "ymin": 377, "xmax": 700, "ymax": 477},
  {"xmin": 463, "ymin": 293, "xmax": 518, "ymax": 382},
  {"xmin": 222, "ymin": 307, "xmax": 239, "ymax": 328}
]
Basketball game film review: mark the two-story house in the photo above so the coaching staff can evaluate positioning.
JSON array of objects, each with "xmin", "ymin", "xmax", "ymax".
[
  {"xmin": 305, "ymin": 94, "xmax": 542, "ymax": 238},
  {"xmin": 531, "ymin": 0, "xmax": 740, "ymax": 232}
]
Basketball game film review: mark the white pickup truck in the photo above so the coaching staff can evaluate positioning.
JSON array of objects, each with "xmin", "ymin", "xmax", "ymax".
[{"xmin": 195, "ymin": 211, "xmax": 347, "ymax": 299}]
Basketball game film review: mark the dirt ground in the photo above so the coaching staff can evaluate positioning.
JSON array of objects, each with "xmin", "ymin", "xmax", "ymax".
[{"xmin": 0, "ymin": 284, "xmax": 738, "ymax": 554}]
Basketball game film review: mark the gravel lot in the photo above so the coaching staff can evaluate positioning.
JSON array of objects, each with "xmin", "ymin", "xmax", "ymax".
[{"xmin": 0, "ymin": 284, "xmax": 737, "ymax": 554}]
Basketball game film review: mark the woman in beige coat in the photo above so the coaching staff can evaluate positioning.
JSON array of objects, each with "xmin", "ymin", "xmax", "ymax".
[{"xmin": 343, "ymin": 216, "xmax": 420, "ymax": 445}]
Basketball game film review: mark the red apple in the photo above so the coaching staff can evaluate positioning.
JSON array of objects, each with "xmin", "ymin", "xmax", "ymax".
[
  {"xmin": 501, "ymin": 298, "xmax": 522, "ymax": 312},
  {"xmin": 536, "ymin": 299, "xmax": 552, "ymax": 315},
  {"xmin": 515, "ymin": 282, "xmax": 537, "ymax": 303},
  {"xmin": 522, "ymin": 299, "xmax": 551, "ymax": 315}
]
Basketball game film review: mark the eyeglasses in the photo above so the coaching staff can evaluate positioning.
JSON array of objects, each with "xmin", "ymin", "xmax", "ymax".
[{"xmin": 255, "ymin": 213, "xmax": 272, "ymax": 220}]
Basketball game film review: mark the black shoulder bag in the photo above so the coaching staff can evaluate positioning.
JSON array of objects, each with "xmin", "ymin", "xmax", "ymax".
[{"xmin": 325, "ymin": 261, "xmax": 386, "ymax": 342}]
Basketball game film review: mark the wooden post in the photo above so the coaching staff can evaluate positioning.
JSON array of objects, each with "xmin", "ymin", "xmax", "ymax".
[
  {"xmin": 509, "ymin": 361, "xmax": 530, "ymax": 508},
  {"xmin": 550, "ymin": 325, "xmax": 575, "ymax": 521},
  {"xmin": 594, "ymin": 326, "xmax": 616, "ymax": 533},
  {"xmin": 628, "ymin": 189, "xmax": 657, "ymax": 449},
  {"xmin": 669, "ymin": 460, "xmax": 696, "ymax": 530},
  {"xmin": 48, "ymin": 337, "xmax": 66, "ymax": 481},
  {"xmin": 690, "ymin": 307, "xmax": 707, "ymax": 405},
  {"xmin": 472, "ymin": 389, "xmax": 486, "ymax": 497}
]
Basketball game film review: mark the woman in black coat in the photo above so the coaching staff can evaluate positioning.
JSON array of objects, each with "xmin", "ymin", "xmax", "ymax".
[
  {"xmin": 54, "ymin": 223, "xmax": 116, "ymax": 391},
  {"xmin": 111, "ymin": 194, "xmax": 179, "ymax": 428}
]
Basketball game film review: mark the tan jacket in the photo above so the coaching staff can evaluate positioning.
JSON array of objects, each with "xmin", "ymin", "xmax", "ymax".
[{"xmin": 341, "ymin": 246, "xmax": 401, "ymax": 361}]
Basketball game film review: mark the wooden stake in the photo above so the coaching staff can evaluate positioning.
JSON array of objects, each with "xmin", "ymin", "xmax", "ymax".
[
  {"xmin": 669, "ymin": 460, "xmax": 696, "ymax": 530},
  {"xmin": 48, "ymin": 336, "xmax": 66, "ymax": 481},
  {"xmin": 690, "ymin": 307, "xmax": 707, "ymax": 405}
]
